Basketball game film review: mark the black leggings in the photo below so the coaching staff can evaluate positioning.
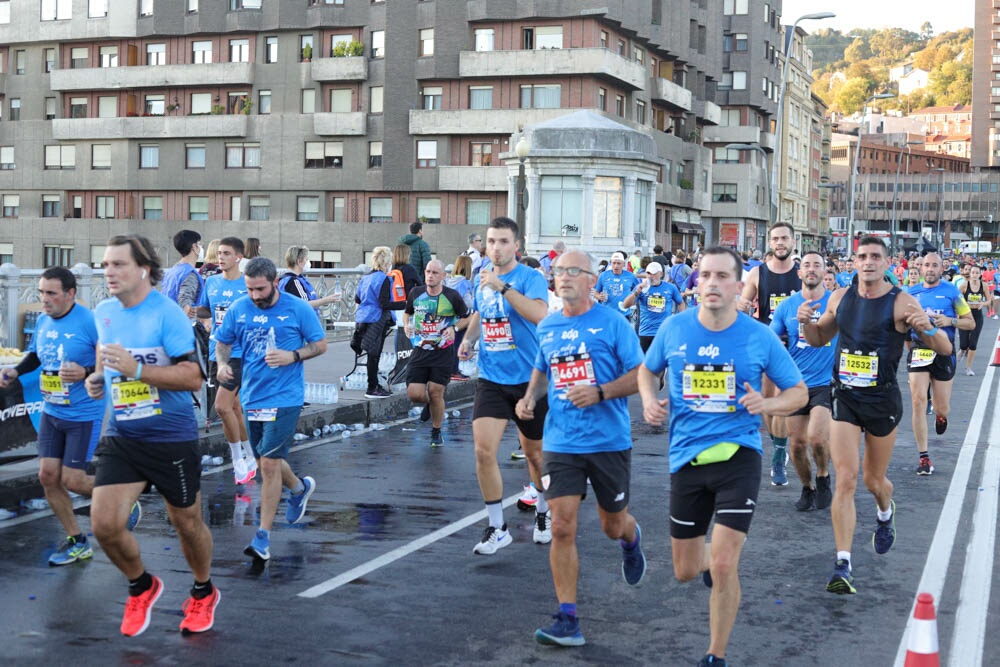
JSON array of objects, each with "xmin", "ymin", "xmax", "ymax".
[{"xmin": 959, "ymin": 309, "xmax": 984, "ymax": 351}]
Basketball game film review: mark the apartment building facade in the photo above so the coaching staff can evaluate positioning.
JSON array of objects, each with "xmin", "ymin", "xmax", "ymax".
[{"xmin": 972, "ymin": 0, "xmax": 1000, "ymax": 168}]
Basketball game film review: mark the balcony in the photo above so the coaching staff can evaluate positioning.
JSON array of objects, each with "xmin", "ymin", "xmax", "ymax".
[
  {"xmin": 409, "ymin": 108, "xmax": 573, "ymax": 135},
  {"xmin": 51, "ymin": 115, "xmax": 249, "ymax": 140},
  {"xmin": 694, "ymin": 99, "xmax": 721, "ymax": 125},
  {"xmin": 313, "ymin": 112, "xmax": 367, "ymax": 136},
  {"xmin": 702, "ymin": 124, "xmax": 761, "ymax": 145},
  {"xmin": 49, "ymin": 63, "xmax": 254, "ymax": 91},
  {"xmin": 650, "ymin": 78, "xmax": 692, "ymax": 111},
  {"xmin": 438, "ymin": 166, "xmax": 507, "ymax": 191},
  {"xmin": 460, "ymin": 48, "xmax": 647, "ymax": 90},
  {"xmin": 310, "ymin": 56, "xmax": 367, "ymax": 82}
]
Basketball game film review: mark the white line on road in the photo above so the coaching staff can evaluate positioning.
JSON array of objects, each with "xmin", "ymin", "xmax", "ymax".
[
  {"xmin": 893, "ymin": 328, "xmax": 1000, "ymax": 666},
  {"xmin": 298, "ymin": 491, "xmax": 521, "ymax": 599}
]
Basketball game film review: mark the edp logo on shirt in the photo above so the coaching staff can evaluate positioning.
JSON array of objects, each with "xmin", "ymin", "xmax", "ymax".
[{"xmin": 698, "ymin": 344, "xmax": 720, "ymax": 360}]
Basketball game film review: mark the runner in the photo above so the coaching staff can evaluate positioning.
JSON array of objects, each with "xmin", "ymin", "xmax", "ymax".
[
  {"xmin": 515, "ymin": 249, "xmax": 645, "ymax": 647},
  {"xmin": 641, "ymin": 246, "xmax": 807, "ymax": 667},
  {"xmin": 403, "ymin": 259, "xmax": 470, "ymax": 447},
  {"xmin": 738, "ymin": 222, "xmax": 802, "ymax": 487},
  {"xmin": 836, "ymin": 258, "xmax": 855, "ymax": 288},
  {"xmin": 959, "ymin": 264, "xmax": 987, "ymax": 376},
  {"xmin": 0, "ymin": 267, "xmax": 139, "ymax": 566},
  {"xmin": 457, "ymin": 217, "xmax": 551, "ymax": 554},
  {"xmin": 215, "ymin": 257, "xmax": 328, "ymax": 563},
  {"xmin": 594, "ymin": 252, "xmax": 640, "ymax": 318},
  {"xmin": 85, "ymin": 234, "xmax": 217, "ymax": 636},
  {"xmin": 799, "ymin": 236, "xmax": 951, "ymax": 594},
  {"xmin": 770, "ymin": 252, "xmax": 836, "ymax": 512},
  {"xmin": 196, "ymin": 237, "xmax": 256, "ymax": 485},
  {"xmin": 822, "ymin": 269, "xmax": 838, "ymax": 292},
  {"xmin": 907, "ymin": 253, "xmax": 973, "ymax": 475},
  {"xmin": 621, "ymin": 261, "xmax": 685, "ymax": 352}
]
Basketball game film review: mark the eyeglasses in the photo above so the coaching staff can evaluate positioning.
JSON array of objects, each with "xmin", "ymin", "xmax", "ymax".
[{"xmin": 551, "ymin": 266, "xmax": 595, "ymax": 277}]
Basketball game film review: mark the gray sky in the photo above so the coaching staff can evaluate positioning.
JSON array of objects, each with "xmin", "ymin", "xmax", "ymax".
[{"xmin": 782, "ymin": 0, "xmax": 973, "ymax": 35}]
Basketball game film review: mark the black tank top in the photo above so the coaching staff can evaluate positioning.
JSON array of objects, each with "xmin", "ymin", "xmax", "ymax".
[
  {"xmin": 756, "ymin": 263, "xmax": 801, "ymax": 324},
  {"xmin": 964, "ymin": 280, "xmax": 986, "ymax": 307},
  {"xmin": 834, "ymin": 285, "xmax": 907, "ymax": 391}
]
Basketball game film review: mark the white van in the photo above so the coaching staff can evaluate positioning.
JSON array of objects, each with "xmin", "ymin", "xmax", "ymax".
[{"xmin": 959, "ymin": 241, "xmax": 992, "ymax": 255}]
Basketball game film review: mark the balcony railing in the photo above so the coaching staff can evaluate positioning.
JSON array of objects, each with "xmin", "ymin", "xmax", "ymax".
[
  {"xmin": 313, "ymin": 112, "xmax": 367, "ymax": 136},
  {"xmin": 438, "ymin": 166, "xmax": 507, "ymax": 191},
  {"xmin": 460, "ymin": 48, "xmax": 647, "ymax": 89},
  {"xmin": 49, "ymin": 62, "xmax": 254, "ymax": 91},
  {"xmin": 310, "ymin": 56, "xmax": 367, "ymax": 82},
  {"xmin": 409, "ymin": 108, "xmax": 570, "ymax": 135},
  {"xmin": 51, "ymin": 115, "xmax": 249, "ymax": 140}
]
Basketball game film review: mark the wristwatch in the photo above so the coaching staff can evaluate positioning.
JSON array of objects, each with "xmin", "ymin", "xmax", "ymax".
[
  {"xmin": 501, "ymin": 282, "xmax": 513, "ymax": 295},
  {"xmin": 293, "ymin": 350, "xmax": 302, "ymax": 362},
  {"xmin": 951, "ymin": 317, "xmax": 958, "ymax": 327}
]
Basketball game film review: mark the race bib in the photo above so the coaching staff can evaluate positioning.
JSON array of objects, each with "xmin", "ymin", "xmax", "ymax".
[
  {"xmin": 682, "ymin": 363, "xmax": 736, "ymax": 413},
  {"xmin": 838, "ymin": 351, "xmax": 879, "ymax": 388},
  {"xmin": 796, "ymin": 312, "xmax": 830, "ymax": 348},
  {"xmin": 967, "ymin": 294, "xmax": 984, "ymax": 305},
  {"xmin": 416, "ymin": 315, "xmax": 447, "ymax": 349},
  {"xmin": 909, "ymin": 347, "xmax": 936, "ymax": 369},
  {"xmin": 40, "ymin": 370, "xmax": 70, "ymax": 405},
  {"xmin": 111, "ymin": 377, "xmax": 161, "ymax": 420},
  {"xmin": 482, "ymin": 317, "xmax": 515, "ymax": 352},
  {"xmin": 247, "ymin": 408, "xmax": 277, "ymax": 422},
  {"xmin": 647, "ymin": 294, "xmax": 667, "ymax": 313},
  {"xmin": 214, "ymin": 305, "xmax": 228, "ymax": 327},
  {"xmin": 770, "ymin": 294, "xmax": 789, "ymax": 312},
  {"xmin": 551, "ymin": 352, "xmax": 596, "ymax": 397}
]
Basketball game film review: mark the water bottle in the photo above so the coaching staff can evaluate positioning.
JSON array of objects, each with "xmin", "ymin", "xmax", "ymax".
[
  {"xmin": 266, "ymin": 327, "xmax": 277, "ymax": 354},
  {"xmin": 333, "ymin": 277, "xmax": 343, "ymax": 301},
  {"xmin": 57, "ymin": 344, "xmax": 74, "ymax": 386},
  {"xmin": 312, "ymin": 428, "xmax": 322, "ymax": 438},
  {"xmin": 325, "ymin": 383, "xmax": 338, "ymax": 404}
]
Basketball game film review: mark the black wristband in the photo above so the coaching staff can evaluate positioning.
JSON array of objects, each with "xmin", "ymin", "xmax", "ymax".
[
  {"xmin": 597, "ymin": 385, "xmax": 605, "ymax": 401},
  {"xmin": 501, "ymin": 282, "xmax": 512, "ymax": 295},
  {"xmin": 14, "ymin": 352, "xmax": 41, "ymax": 377},
  {"xmin": 293, "ymin": 350, "xmax": 302, "ymax": 363}
]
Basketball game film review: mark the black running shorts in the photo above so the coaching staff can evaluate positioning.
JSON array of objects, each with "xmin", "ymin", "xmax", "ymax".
[
  {"xmin": 542, "ymin": 450, "xmax": 631, "ymax": 513},
  {"xmin": 472, "ymin": 378, "xmax": 547, "ymax": 441},
  {"xmin": 831, "ymin": 385, "xmax": 903, "ymax": 438},
  {"xmin": 907, "ymin": 347, "xmax": 956, "ymax": 382},
  {"xmin": 669, "ymin": 446, "xmax": 761, "ymax": 539},
  {"xmin": 790, "ymin": 384, "xmax": 832, "ymax": 417},
  {"xmin": 94, "ymin": 436, "xmax": 201, "ymax": 508}
]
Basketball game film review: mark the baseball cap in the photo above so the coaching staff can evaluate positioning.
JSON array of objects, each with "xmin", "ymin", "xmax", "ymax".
[
  {"xmin": 646, "ymin": 261, "xmax": 663, "ymax": 275},
  {"xmin": 611, "ymin": 252, "xmax": 626, "ymax": 262}
]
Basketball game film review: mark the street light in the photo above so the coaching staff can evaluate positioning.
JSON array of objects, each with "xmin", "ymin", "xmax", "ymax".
[
  {"xmin": 727, "ymin": 143, "xmax": 771, "ymax": 234},
  {"xmin": 847, "ymin": 92, "xmax": 896, "ymax": 252},
  {"xmin": 514, "ymin": 136, "xmax": 530, "ymax": 249},
  {"xmin": 772, "ymin": 11, "xmax": 836, "ymax": 222},
  {"xmin": 890, "ymin": 141, "xmax": 922, "ymax": 254}
]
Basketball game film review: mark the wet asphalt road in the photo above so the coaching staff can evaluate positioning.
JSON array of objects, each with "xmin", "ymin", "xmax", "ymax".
[{"xmin": 2, "ymin": 339, "xmax": 1000, "ymax": 666}]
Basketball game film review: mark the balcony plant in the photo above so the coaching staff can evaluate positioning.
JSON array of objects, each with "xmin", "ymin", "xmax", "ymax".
[
  {"xmin": 211, "ymin": 104, "xmax": 226, "ymax": 115},
  {"xmin": 679, "ymin": 178, "xmax": 694, "ymax": 190},
  {"xmin": 332, "ymin": 40, "xmax": 364, "ymax": 57},
  {"xmin": 302, "ymin": 44, "xmax": 313, "ymax": 62}
]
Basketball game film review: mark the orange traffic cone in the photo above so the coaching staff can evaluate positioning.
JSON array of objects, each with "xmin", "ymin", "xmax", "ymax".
[
  {"xmin": 992, "ymin": 338, "xmax": 1000, "ymax": 366},
  {"xmin": 904, "ymin": 592, "xmax": 940, "ymax": 667}
]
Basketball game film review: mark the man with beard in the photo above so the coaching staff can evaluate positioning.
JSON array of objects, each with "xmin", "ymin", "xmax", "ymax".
[
  {"xmin": 738, "ymin": 222, "xmax": 801, "ymax": 487},
  {"xmin": 906, "ymin": 253, "xmax": 973, "ymax": 475},
  {"xmin": 770, "ymin": 252, "xmax": 836, "ymax": 512},
  {"xmin": 215, "ymin": 257, "xmax": 328, "ymax": 563},
  {"xmin": 800, "ymin": 237, "xmax": 951, "ymax": 594}
]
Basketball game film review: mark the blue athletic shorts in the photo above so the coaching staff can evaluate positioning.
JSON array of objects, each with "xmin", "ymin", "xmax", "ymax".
[
  {"xmin": 246, "ymin": 405, "xmax": 302, "ymax": 459},
  {"xmin": 37, "ymin": 413, "xmax": 102, "ymax": 470}
]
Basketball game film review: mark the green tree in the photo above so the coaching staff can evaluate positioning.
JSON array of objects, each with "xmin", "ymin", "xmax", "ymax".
[
  {"xmin": 844, "ymin": 37, "xmax": 871, "ymax": 63},
  {"xmin": 835, "ymin": 78, "xmax": 873, "ymax": 114},
  {"xmin": 920, "ymin": 22, "xmax": 934, "ymax": 41}
]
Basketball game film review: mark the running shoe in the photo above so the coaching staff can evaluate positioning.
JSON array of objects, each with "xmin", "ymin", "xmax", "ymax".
[
  {"xmin": 180, "ymin": 587, "xmax": 220, "ymax": 635},
  {"xmin": 232, "ymin": 454, "xmax": 250, "ymax": 486},
  {"xmin": 121, "ymin": 575, "xmax": 164, "ymax": 637},
  {"xmin": 621, "ymin": 523, "xmax": 646, "ymax": 586},
  {"xmin": 516, "ymin": 483, "xmax": 538, "ymax": 510},
  {"xmin": 472, "ymin": 524, "xmax": 511, "ymax": 555},
  {"xmin": 770, "ymin": 451, "xmax": 788, "ymax": 486},
  {"xmin": 795, "ymin": 486, "xmax": 816, "ymax": 512},
  {"xmin": 534, "ymin": 611, "xmax": 585, "ymax": 647},
  {"xmin": 703, "ymin": 569, "xmax": 713, "ymax": 588},
  {"xmin": 917, "ymin": 457, "xmax": 934, "ymax": 476},
  {"xmin": 244, "ymin": 529, "xmax": 270, "ymax": 560},
  {"xmin": 814, "ymin": 475, "xmax": 833, "ymax": 510},
  {"xmin": 450, "ymin": 373, "xmax": 470, "ymax": 382},
  {"xmin": 285, "ymin": 476, "xmax": 316, "ymax": 524},
  {"xmin": 430, "ymin": 427, "xmax": 444, "ymax": 448},
  {"xmin": 697, "ymin": 656, "xmax": 728, "ymax": 667},
  {"xmin": 993, "ymin": 315, "xmax": 999, "ymax": 320},
  {"xmin": 364, "ymin": 387, "xmax": 391, "ymax": 399},
  {"xmin": 966, "ymin": 367, "xmax": 976, "ymax": 376},
  {"xmin": 872, "ymin": 499, "xmax": 896, "ymax": 555},
  {"xmin": 239, "ymin": 452, "xmax": 258, "ymax": 484},
  {"xmin": 511, "ymin": 448, "xmax": 526, "ymax": 461},
  {"xmin": 935, "ymin": 416, "xmax": 948, "ymax": 435},
  {"xmin": 127, "ymin": 501, "xmax": 142, "ymax": 532},
  {"xmin": 826, "ymin": 559, "xmax": 856, "ymax": 595},
  {"xmin": 533, "ymin": 511, "xmax": 552, "ymax": 544},
  {"xmin": 48, "ymin": 535, "xmax": 93, "ymax": 566},
  {"xmin": 420, "ymin": 404, "xmax": 430, "ymax": 422}
]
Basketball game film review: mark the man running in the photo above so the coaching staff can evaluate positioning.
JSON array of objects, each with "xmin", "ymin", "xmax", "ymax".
[
  {"xmin": 517, "ymin": 249, "xmax": 645, "ymax": 647},
  {"xmin": 215, "ymin": 257, "xmax": 328, "ymax": 563},
  {"xmin": 196, "ymin": 236, "xmax": 256, "ymax": 485},
  {"xmin": 0, "ymin": 268, "xmax": 139, "ymax": 565},
  {"xmin": 800, "ymin": 236, "xmax": 951, "ymax": 594},
  {"xmin": 403, "ymin": 259, "xmax": 470, "ymax": 447},
  {"xmin": 86, "ymin": 234, "xmax": 217, "ymax": 636},
  {"xmin": 594, "ymin": 252, "xmax": 640, "ymax": 318},
  {"xmin": 621, "ymin": 261, "xmax": 685, "ymax": 352},
  {"xmin": 738, "ymin": 222, "xmax": 802, "ymax": 486},
  {"xmin": 906, "ymin": 252, "xmax": 973, "ymax": 475},
  {"xmin": 770, "ymin": 252, "xmax": 836, "ymax": 512},
  {"xmin": 641, "ymin": 246, "xmax": 807, "ymax": 667},
  {"xmin": 458, "ymin": 217, "xmax": 551, "ymax": 554}
]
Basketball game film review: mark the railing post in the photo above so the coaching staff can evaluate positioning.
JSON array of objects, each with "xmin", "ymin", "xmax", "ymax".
[{"xmin": 0, "ymin": 263, "xmax": 21, "ymax": 349}]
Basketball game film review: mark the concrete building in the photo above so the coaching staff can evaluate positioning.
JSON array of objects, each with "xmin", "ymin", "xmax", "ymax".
[
  {"xmin": 889, "ymin": 61, "xmax": 930, "ymax": 97},
  {"xmin": 972, "ymin": 0, "xmax": 1000, "ymax": 168}
]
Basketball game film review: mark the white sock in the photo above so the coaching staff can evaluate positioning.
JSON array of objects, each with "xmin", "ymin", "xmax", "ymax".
[
  {"xmin": 486, "ymin": 501, "xmax": 504, "ymax": 529},
  {"xmin": 877, "ymin": 504, "xmax": 893, "ymax": 522},
  {"xmin": 837, "ymin": 551, "xmax": 851, "ymax": 568},
  {"xmin": 241, "ymin": 440, "xmax": 256, "ymax": 461},
  {"xmin": 535, "ymin": 491, "xmax": 549, "ymax": 515},
  {"xmin": 228, "ymin": 441, "xmax": 242, "ymax": 461}
]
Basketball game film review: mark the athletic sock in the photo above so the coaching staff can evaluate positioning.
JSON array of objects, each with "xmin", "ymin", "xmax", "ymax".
[
  {"xmin": 191, "ymin": 579, "xmax": 214, "ymax": 600},
  {"xmin": 919, "ymin": 452, "xmax": 930, "ymax": 461},
  {"xmin": 620, "ymin": 527, "xmax": 640, "ymax": 551},
  {"xmin": 290, "ymin": 478, "xmax": 305, "ymax": 495},
  {"xmin": 535, "ymin": 492, "xmax": 549, "ymax": 515},
  {"xmin": 559, "ymin": 602, "xmax": 578, "ymax": 618},
  {"xmin": 486, "ymin": 500, "xmax": 504, "ymax": 529},
  {"xmin": 128, "ymin": 571, "xmax": 154, "ymax": 596},
  {"xmin": 772, "ymin": 436, "xmax": 788, "ymax": 449},
  {"xmin": 877, "ymin": 504, "xmax": 893, "ymax": 522},
  {"xmin": 837, "ymin": 551, "xmax": 851, "ymax": 569},
  {"xmin": 228, "ymin": 441, "xmax": 242, "ymax": 461}
]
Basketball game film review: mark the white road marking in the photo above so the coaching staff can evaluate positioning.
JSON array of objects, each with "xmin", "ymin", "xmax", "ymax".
[{"xmin": 298, "ymin": 492, "xmax": 521, "ymax": 599}]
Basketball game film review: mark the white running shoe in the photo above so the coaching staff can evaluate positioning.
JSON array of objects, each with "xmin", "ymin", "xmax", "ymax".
[
  {"xmin": 473, "ymin": 525, "xmax": 511, "ymax": 555},
  {"xmin": 966, "ymin": 367, "xmax": 975, "ymax": 376},
  {"xmin": 533, "ymin": 511, "xmax": 552, "ymax": 544},
  {"xmin": 516, "ymin": 483, "xmax": 538, "ymax": 511},
  {"xmin": 232, "ymin": 455, "xmax": 249, "ymax": 485}
]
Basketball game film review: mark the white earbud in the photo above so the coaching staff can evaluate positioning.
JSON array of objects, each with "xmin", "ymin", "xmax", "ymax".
[{"xmin": 141, "ymin": 270, "xmax": 147, "ymax": 279}]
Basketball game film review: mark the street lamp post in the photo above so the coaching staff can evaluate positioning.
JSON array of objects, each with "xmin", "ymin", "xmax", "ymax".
[
  {"xmin": 514, "ymin": 136, "xmax": 530, "ymax": 249},
  {"xmin": 890, "ymin": 141, "xmax": 922, "ymax": 254},
  {"xmin": 848, "ymin": 92, "xmax": 896, "ymax": 253}
]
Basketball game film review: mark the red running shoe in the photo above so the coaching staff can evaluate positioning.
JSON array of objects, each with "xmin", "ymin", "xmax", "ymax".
[
  {"xmin": 180, "ymin": 586, "xmax": 221, "ymax": 635},
  {"xmin": 121, "ymin": 576, "xmax": 164, "ymax": 637}
]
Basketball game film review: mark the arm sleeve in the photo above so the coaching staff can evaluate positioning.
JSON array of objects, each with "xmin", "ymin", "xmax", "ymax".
[
  {"xmin": 14, "ymin": 352, "xmax": 41, "ymax": 376},
  {"xmin": 177, "ymin": 273, "xmax": 201, "ymax": 309}
]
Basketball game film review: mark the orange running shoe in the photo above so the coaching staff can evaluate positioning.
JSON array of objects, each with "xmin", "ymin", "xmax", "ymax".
[
  {"xmin": 180, "ymin": 587, "xmax": 221, "ymax": 635},
  {"xmin": 120, "ymin": 575, "xmax": 163, "ymax": 637}
]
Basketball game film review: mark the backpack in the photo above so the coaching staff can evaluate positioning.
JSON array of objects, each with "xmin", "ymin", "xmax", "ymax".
[{"xmin": 387, "ymin": 268, "xmax": 407, "ymax": 303}]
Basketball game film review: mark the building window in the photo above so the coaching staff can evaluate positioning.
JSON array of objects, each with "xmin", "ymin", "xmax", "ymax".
[
  {"xmin": 370, "ymin": 86, "xmax": 384, "ymax": 113},
  {"xmin": 190, "ymin": 92, "xmax": 211, "ymax": 114},
  {"xmin": 9, "ymin": 99, "xmax": 20, "ymax": 121},
  {"xmin": 369, "ymin": 197, "xmax": 392, "ymax": 223},
  {"xmin": 615, "ymin": 95, "xmax": 625, "ymax": 116},
  {"xmin": 44, "ymin": 145, "xmax": 75, "ymax": 170},
  {"xmin": 469, "ymin": 86, "xmax": 493, "ymax": 110},
  {"xmin": 187, "ymin": 0, "xmax": 198, "ymax": 12},
  {"xmin": 422, "ymin": 86, "xmax": 442, "ymax": 111},
  {"xmin": 633, "ymin": 46, "xmax": 644, "ymax": 64},
  {"xmin": 227, "ymin": 92, "xmax": 250, "ymax": 114},
  {"xmin": 248, "ymin": 196, "xmax": 270, "ymax": 220},
  {"xmin": 300, "ymin": 34, "xmax": 314, "ymax": 61},
  {"xmin": 304, "ymin": 141, "xmax": 343, "ymax": 168},
  {"xmin": 41, "ymin": 0, "xmax": 71, "ymax": 20},
  {"xmin": 417, "ymin": 198, "xmax": 441, "ymax": 224},
  {"xmin": 475, "ymin": 28, "xmax": 494, "ymax": 52},
  {"xmin": 598, "ymin": 88, "xmax": 606, "ymax": 111},
  {"xmin": 88, "ymin": 0, "xmax": 107, "ymax": 15},
  {"xmin": 332, "ymin": 196, "xmax": 345, "ymax": 222},
  {"xmin": 139, "ymin": 0, "xmax": 153, "ymax": 16},
  {"xmin": 146, "ymin": 43, "xmax": 166, "ymax": 66},
  {"xmin": 265, "ymin": 36, "xmax": 278, "ymax": 63},
  {"xmin": 44, "ymin": 97, "xmax": 56, "ymax": 120},
  {"xmin": 96, "ymin": 195, "xmax": 115, "ymax": 219},
  {"xmin": 44, "ymin": 48, "xmax": 56, "ymax": 72},
  {"xmin": 713, "ymin": 146, "xmax": 739, "ymax": 164},
  {"xmin": 636, "ymin": 100, "xmax": 646, "ymax": 124},
  {"xmin": 371, "ymin": 30, "xmax": 385, "ymax": 58},
  {"xmin": 416, "ymin": 141, "xmax": 437, "ymax": 168},
  {"xmin": 258, "ymin": 89, "xmax": 271, "ymax": 114},
  {"xmin": 186, "ymin": 144, "xmax": 206, "ymax": 168},
  {"xmin": 14, "ymin": 50, "xmax": 25, "ymax": 74},
  {"xmin": 302, "ymin": 89, "xmax": 316, "ymax": 114},
  {"xmin": 539, "ymin": 176, "xmax": 582, "ymax": 236},
  {"xmin": 1, "ymin": 194, "xmax": 19, "ymax": 217},
  {"xmin": 520, "ymin": 84, "xmax": 561, "ymax": 109},
  {"xmin": 635, "ymin": 180, "xmax": 651, "ymax": 230},
  {"xmin": 189, "ymin": 196, "xmax": 209, "ymax": 221},
  {"xmin": 70, "ymin": 97, "xmax": 88, "ymax": 118},
  {"xmin": 470, "ymin": 142, "xmax": 492, "ymax": 166},
  {"xmin": 100, "ymin": 46, "xmax": 118, "ymax": 68},
  {"xmin": 230, "ymin": 0, "xmax": 262, "ymax": 9},
  {"xmin": 330, "ymin": 33, "xmax": 352, "ymax": 55},
  {"xmin": 229, "ymin": 38, "xmax": 250, "ymax": 63},
  {"xmin": 712, "ymin": 183, "xmax": 738, "ymax": 203},
  {"xmin": 42, "ymin": 195, "xmax": 61, "ymax": 218},
  {"xmin": 0, "ymin": 0, "xmax": 8, "ymax": 23},
  {"xmin": 369, "ymin": 141, "xmax": 383, "ymax": 169},
  {"xmin": 44, "ymin": 245, "xmax": 74, "ymax": 267},
  {"xmin": 192, "ymin": 40, "xmax": 212, "ymax": 64},
  {"xmin": 230, "ymin": 196, "xmax": 241, "ymax": 221},
  {"xmin": 71, "ymin": 47, "xmax": 89, "ymax": 69},
  {"xmin": 593, "ymin": 177, "xmax": 622, "ymax": 238},
  {"xmin": 143, "ymin": 196, "xmax": 163, "ymax": 220},
  {"xmin": 145, "ymin": 94, "xmax": 165, "ymax": 115},
  {"xmin": 419, "ymin": 28, "xmax": 434, "ymax": 56},
  {"xmin": 466, "ymin": 200, "xmax": 490, "ymax": 226},
  {"xmin": 0, "ymin": 146, "xmax": 13, "ymax": 170},
  {"xmin": 735, "ymin": 33, "xmax": 748, "ymax": 51},
  {"xmin": 330, "ymin": 89, "xmax": 352, "ymax": 112},
  {"xmin": 226, "ymin": 143, "xmax": 262, "ymax": 168},
  {"xmin": 139, "ymin": 144, "xmax": 159, "ymax": 169},
  {"xmin": 91, "ymin": 144, "xmax": 111, "ymax": 169},
  {"xmin": 297, "ymin": 196, "xmax": 320, "ymax": 222},
  {"xmin": 534, "ymin": 26, "xmax": 563, "ymax": 49},
  {"xmin": 723, "ymin": 0, "xmax": 748, "ymax": 15}
]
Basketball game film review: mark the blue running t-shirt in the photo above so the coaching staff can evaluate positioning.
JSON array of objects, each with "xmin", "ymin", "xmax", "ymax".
[
  {"xmin": 94, "ymin": 290, "xmax": 198, "ymax": 442},
  {"xmin": 595, "ymin": 270, "xmax": 640, "ymax": 317},
  {"xmin": 534, "ymin": 306, "xmax": 643, "ymax": 454},
  {"xmin": 644, "ymin": 309, "xmax": 803, "ymax": 473},
  {"xmin": 30, "ymin": 303, "xmax": 104, "ymax": 421},
  {"xmin": 636, "ymin": 281, "xmax": 684, "ymax": 336},
  {"xmin": 472, "ymin": 263, "xmax": 548, "ymax": 385},
  {"xmin": 198, "ymin": 274, "xmax": 247, "ymax": 361},
  {"xmin": 770, "ymin": 291, "xmax": 837, "ymax": 388},
  {"xmin": 215, "ymin": 292, "xmax": 326, "ymax": 410}
]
